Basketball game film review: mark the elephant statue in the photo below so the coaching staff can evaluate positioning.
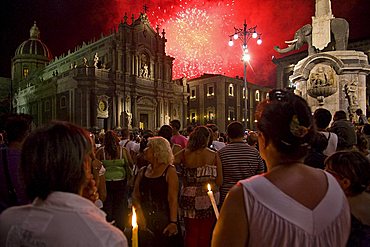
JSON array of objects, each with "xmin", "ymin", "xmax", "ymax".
[{"xmin": 274, "ymin": 18, "xmax": 349, "ymax": 55}]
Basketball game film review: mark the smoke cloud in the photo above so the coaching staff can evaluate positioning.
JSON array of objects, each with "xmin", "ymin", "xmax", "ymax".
[{"xmin": 1, "ymin": 0, "xmax": 369, "ymax": 87}]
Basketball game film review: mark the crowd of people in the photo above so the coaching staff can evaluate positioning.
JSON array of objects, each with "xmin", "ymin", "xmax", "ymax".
[{"xmin": 0, "ymin": 89, "xmax": 369, "ymax": 246}]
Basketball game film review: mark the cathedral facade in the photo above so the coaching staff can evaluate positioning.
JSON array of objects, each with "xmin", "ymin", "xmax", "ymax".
[{"xmin": 12, "ymin": 13, "xmax": 188, "ymax": 131}]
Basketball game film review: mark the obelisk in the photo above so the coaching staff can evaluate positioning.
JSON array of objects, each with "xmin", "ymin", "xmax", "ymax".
[{"xmin": 312, "ymin": 0, "xmax": 334, "ymax": 50}]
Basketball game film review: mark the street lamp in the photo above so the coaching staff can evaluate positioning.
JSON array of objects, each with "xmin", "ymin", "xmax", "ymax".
[{"xmin": 228, "ymin": 20, "xmax": 262, "ymax": 130}]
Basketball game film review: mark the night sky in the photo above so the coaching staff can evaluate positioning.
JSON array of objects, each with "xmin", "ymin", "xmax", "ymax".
[{"xmin": 1, "ymin": 0, "xmax": 370, "ymax": 86}]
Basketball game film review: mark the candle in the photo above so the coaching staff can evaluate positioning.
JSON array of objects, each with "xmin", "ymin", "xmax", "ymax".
[
  {"xmin": 132, "ymin": 206, "xmax": 138, "ymax": 247},
  {"xmin": 207, "ymin": 183, "xmax": 219, "ymax": 219}
]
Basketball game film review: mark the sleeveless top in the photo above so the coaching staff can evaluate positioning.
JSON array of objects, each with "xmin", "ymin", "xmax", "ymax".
[
  {"xmin": 239, "ymin": 172, "xmax": 351, "ymax": 246},
  {"xmin": 139, "ymin": 166, "xmax": 170, "ymax": 213},
  {"xmin": 102, "ymin": 147, "xmax": 127, "ymax": 181},
  {"xmin": 139, "ymin": 165, "xmax": 181, "ymax": 247},
  {"xmin": 181, "ymin": 165, "xmax": 219, "ymax": 219}
]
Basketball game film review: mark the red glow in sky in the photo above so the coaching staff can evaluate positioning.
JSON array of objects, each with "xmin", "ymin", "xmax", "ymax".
[
  {"xmin": 106, "ymin": 0, "xmax": 370, "ymax": 86},
  {"xmin": 1, "ymin": 0, "xmax": 370, "ymax": 87}
]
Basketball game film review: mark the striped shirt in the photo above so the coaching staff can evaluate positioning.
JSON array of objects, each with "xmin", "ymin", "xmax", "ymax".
[{"xmin": 218, "ymin": 142, "xmax": 265, "ymax": 204}]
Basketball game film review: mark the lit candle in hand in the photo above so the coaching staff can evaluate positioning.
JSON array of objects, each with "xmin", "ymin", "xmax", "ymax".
[
  {"xmin": 207, "ymin": 183, "xmax": 219, "ymax": 219},
  {"xmin": 132, "ymin": 206, "xmax": 138, "ymax": 247}
]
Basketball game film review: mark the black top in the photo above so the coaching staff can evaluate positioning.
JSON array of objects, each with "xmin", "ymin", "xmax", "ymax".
[
  {"xmin": 140, "ymin": 166, "xmax": 170, "ymax": 215},
  {"xmin": 138, "ymin": 165, "xmax": 178, "ymax": 247}
]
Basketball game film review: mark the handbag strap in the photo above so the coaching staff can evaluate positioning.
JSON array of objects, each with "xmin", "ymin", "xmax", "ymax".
[{"xmin": 1, "ymin": 148, "xmax": 17, "ymax": 197}]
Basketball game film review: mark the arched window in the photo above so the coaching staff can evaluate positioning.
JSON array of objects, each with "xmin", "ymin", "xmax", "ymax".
[
  {"xmin": 45, "ymin": 100, "xmax": 50, "ymax": 112},
  {"xmin": 60, "ymin": 96, "xmax": 67, "ymax": 109},
  {"xmin": 228, "ymin": 83, "xmax": 234, "ymax": 96},
  {"xmin": 243, "ymin": 88, "xmax": 248, "ymax": 99},
  {"xmin": 23, "ymin": 67, "xmax": 29, "ymax": 78},
  {"xmin": 255, "ymin": 90, "xmax": 260, "ymax": 101}
]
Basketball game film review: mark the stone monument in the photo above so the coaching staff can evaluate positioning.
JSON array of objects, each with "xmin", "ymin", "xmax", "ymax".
[{"xmin": 277, "ymin": 0, "xmax": 370, "ymax": 117}]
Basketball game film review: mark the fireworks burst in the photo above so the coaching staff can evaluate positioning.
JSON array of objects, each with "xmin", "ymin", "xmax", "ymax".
[
  {"xmin": 146, "ymin": 0, "xmax": 237, "ymax": 79},
  {"xmin": 114, "ymin": 0, "xmax": 266, "ymax": 82}
]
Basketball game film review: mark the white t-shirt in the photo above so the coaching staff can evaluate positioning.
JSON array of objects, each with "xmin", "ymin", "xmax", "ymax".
[
  {"xmin": 212, "ymin": 140, "xmax": 226, "ymax": 151},
  {"xmin": 0, "ymin": 192, "xmax": 127, "ymax": 247},
  {"xmin": 119, "ymin": 139, "xmax": 140, "ymax": 153},
  {"xmin": 320, "ymin": 131, "xmax": 338, "ymax": 156}
]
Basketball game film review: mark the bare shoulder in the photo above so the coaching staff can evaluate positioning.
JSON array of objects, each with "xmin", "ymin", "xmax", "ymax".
[
  {"xmin": 167, "ymin": 164, "xmax": 177, "ymax": 173},
  {"xmin": 166, "ymin": 165, "xmax": 179, "ymax": 181},
  {"xmin": 227, "ymin": 183, "xmax": 244, "ymax": 202}
]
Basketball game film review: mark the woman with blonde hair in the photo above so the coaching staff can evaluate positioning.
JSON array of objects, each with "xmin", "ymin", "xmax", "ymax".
[
  {"xmin": 175, "ymin": 126, "xmax": 222, "ymax": 247},
  {"xmin": 133, "ymin": 136, "xmax": 181, "ymax": 246},
  {"xmin": 96, "ymin": 130, "xmax": 133, "ymax": 231}
]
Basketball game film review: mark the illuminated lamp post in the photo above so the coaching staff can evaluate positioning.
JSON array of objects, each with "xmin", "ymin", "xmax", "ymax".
[{"xmin": 228, "ymin": 20, "xmax": 262, "ymax": 130}]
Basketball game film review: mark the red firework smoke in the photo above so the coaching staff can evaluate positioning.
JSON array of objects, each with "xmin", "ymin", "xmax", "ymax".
[{"xmin": 1, "ymin": 0, "xmax": 369, "ymax": 86}]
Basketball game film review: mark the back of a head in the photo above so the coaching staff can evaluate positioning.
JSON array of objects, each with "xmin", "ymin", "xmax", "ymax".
[
  {"xmin": 170, "ymin": 119, "xmax": 181, "ymax": 131},
  {"xmin": 186, "ymin": 125, "xmax": 194, "ymax": 136},
  {"xmin": 147, "ymin": 136, "xmax": 174, "ymax": 165},
  {"xmin": 206, "ymin": 124, "xmax": 218, "ymax": 133},
  {"xmin": 247, "ymin": 132, "xmax": 259, "ymax": 146},
  {"xmin": 104, "ymin": 130, "xmax": 120, "ymax": 158},
  {"xmin": 311, "ymin": 132, "xmax": 329, "ymax": 153},
  {"xmin": 325, "ymin": 151, "xmax": 370, "ymax": 196},
  {"xmin": 314, "ymin": 108, "xmax": 332, "ymax": 129},
  {"xmin": 256, "ymin": 89, "xmax": 315, "ymax": 160},
  {"xmin": 206, "ymin": 124, "xmax": 219, "ymax": 140},
  {"xmin": 188, "ymin": 126, "xmax": 210, "ymax": 151},
  {"xmin": 21, "ymin": 121, "xmax": 92, "ymax": 200},
  {"xmin": 227, "ymin": 121, "xmax": 244, "ymax": 139},
  {"xmin": 158, "ymin": 125, "xmax": 173, "ymax": 143},
  {"xmin": 333, "ymin": 110, "xmax": 347, "ymax": 121},
  {"xmin": 355, "ymin": 108, "xmax": 363, "ymax": 115},
  {"xmin": 121, "ymin": 128, "xmax": 130, "ymax": 138},
  {"xmin": 3, "ymin": 114, "xmax": 33, "ymax": 144}
]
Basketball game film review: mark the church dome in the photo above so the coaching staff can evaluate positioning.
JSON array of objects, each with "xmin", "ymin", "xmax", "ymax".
[{"xmin": 15, "ymin": 21, "xmax": 52, "ymax": 60}]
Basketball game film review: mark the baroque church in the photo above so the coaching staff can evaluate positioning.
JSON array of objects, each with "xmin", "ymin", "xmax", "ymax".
[{"xmin": 12, "ymin": 12, "xmax": 188, "ymax": 131}]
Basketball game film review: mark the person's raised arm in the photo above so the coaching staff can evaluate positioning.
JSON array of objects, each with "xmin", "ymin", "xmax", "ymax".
[
  {"xmin": 212, "ymin": 184, "xmax": 248, "ymax": 247},
  {"xmin": 173, "ymin": 148, "xmax": 184, "ymax": 166}
]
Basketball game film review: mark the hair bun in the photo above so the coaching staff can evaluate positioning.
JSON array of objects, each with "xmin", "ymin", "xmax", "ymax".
[{"xmin": 290, "ymin": 115, "xmax": 309, "ymax": 138}]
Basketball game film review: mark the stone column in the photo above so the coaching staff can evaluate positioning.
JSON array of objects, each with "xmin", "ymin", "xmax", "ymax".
[{"xmin": 131, "ymin": 95, "xmax": 137, "ymax": 128}]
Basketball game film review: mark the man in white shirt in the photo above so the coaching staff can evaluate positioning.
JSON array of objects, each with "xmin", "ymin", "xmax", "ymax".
[
  {"xmin": 314, "ymin": 108, "xmax": 338, "ymax": 156},
  {"xmin": 119, "ymin": 128, "xmax": 140, "ymax": 154}
]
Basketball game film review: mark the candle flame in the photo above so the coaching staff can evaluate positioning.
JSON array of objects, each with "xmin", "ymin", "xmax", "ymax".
[
  {"xmin": 132, "ymin": 206, "xmax": 138, "ymax": 228},
  {"xmin": 207, "ymin": 183, "xmax": 211, "ymax": 191}
]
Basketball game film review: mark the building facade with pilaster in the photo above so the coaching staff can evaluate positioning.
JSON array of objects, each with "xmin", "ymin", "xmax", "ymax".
[
  {"xmin": 12, "ymin": 13, "xmax": 188, "ymax": 131},
  {"xmin": 187, "ymin": 74, "xmax": 271, "ymax": 132}
]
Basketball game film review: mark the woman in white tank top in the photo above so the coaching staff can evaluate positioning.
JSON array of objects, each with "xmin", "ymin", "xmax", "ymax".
[{"xmin": 212, "ymin": 89, "xmax": 350, "ymax": 247}]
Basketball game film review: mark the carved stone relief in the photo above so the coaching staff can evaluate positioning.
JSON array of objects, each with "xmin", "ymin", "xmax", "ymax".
[
  {"xmin": 307, "ymin": 64, "xmax": 337, "ymax": 105},
  {"xmin": 140, "ymin": 53, "xmax": 150, "ymax": 78}
]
